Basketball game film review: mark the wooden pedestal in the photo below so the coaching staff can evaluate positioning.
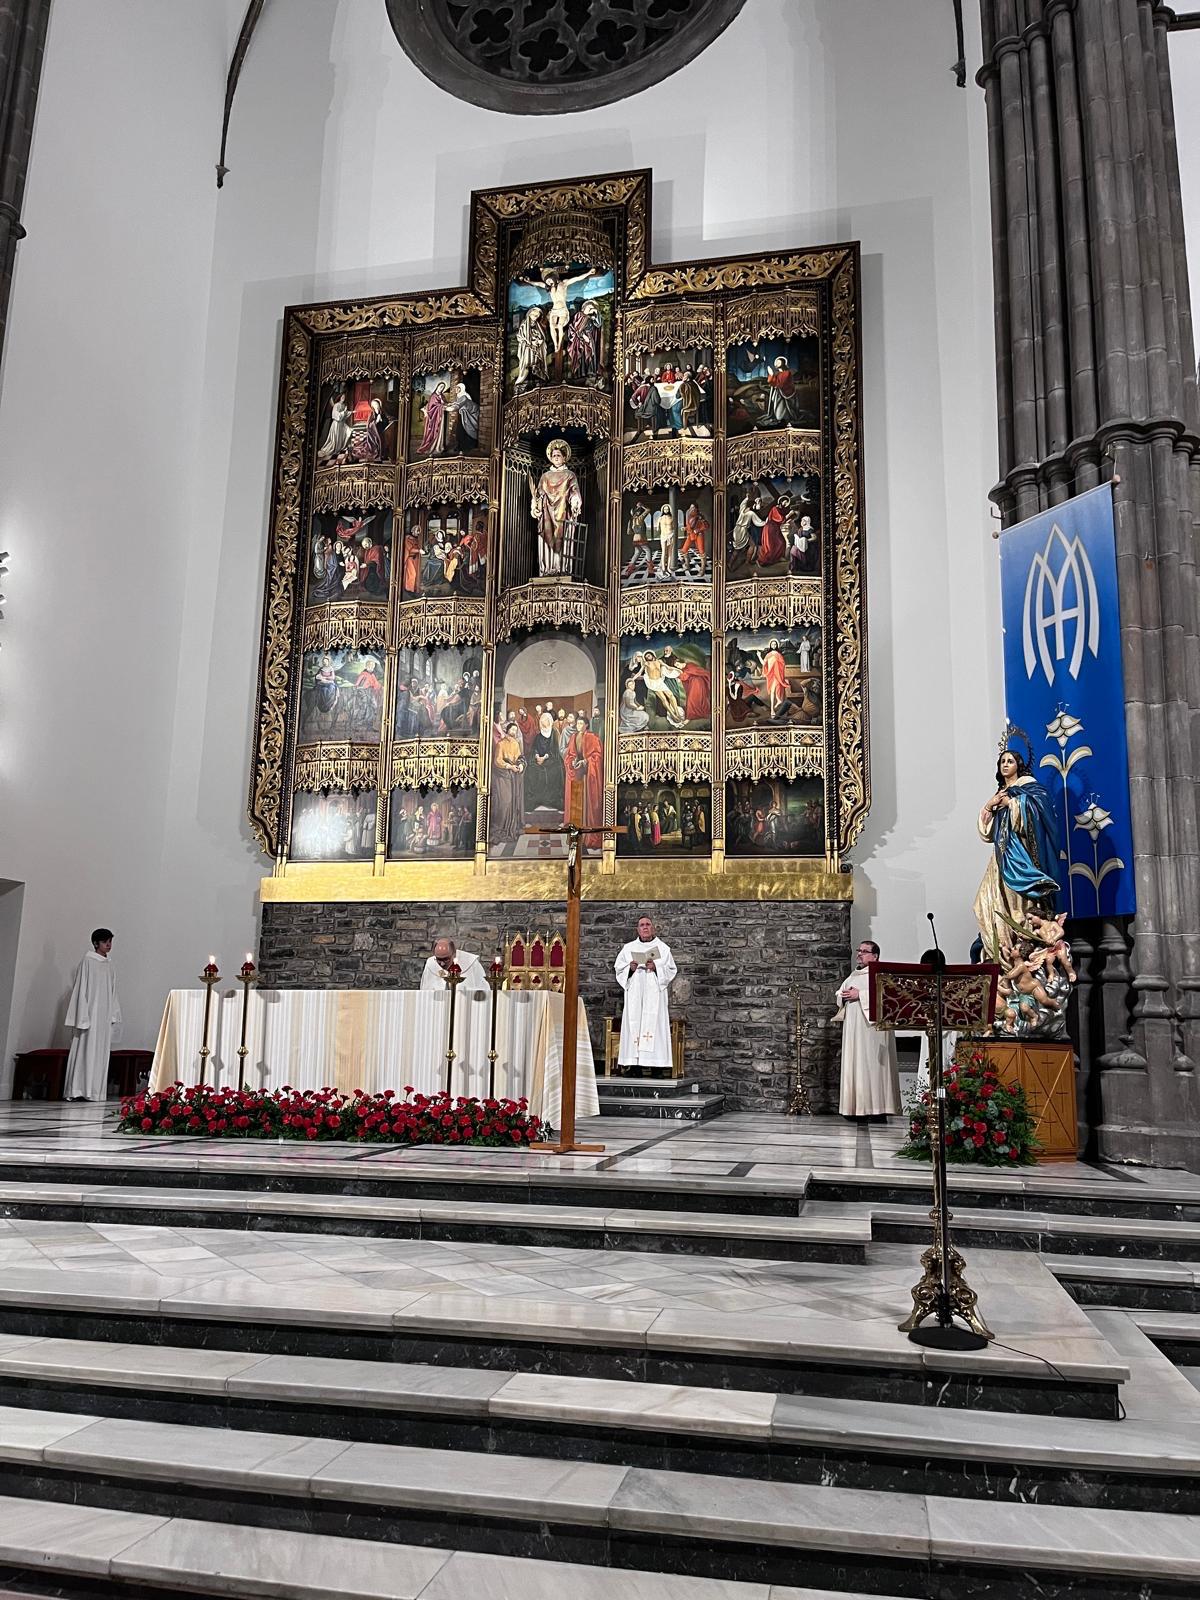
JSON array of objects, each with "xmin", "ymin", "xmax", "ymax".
[{"xmin": 976, "ymin": 1039, "xmax": 1078, "ymax": 1160}]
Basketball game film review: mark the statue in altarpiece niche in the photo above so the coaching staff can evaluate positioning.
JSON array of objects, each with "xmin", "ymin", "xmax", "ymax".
[{"xmin": 528, "ymin": 438, "xmax": 583, "ymax": 577}]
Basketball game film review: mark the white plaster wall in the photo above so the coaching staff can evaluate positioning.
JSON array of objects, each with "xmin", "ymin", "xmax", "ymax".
[
  {"xmin": 0, "ymin": 0, "xmax": 238, "ymax": 1085},
  {"xmin": 0, "ymin": 0, "xmax": 1000, "ymax": 1080}
]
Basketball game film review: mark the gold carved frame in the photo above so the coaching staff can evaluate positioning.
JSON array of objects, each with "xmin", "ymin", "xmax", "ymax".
[{"xmin": 250, "ymin": 169, "xmax": 867, "ymax": 903}]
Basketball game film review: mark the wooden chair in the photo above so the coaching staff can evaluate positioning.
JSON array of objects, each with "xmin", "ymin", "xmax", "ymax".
[{"xmin": 603, "ymin": 1016, "xmax": 687, "ymax": 1079}]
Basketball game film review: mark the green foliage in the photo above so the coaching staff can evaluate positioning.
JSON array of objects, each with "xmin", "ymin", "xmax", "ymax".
[{"xmin": 897, "ymin": 1042, "xmax": 1039, "ymax": 1167}]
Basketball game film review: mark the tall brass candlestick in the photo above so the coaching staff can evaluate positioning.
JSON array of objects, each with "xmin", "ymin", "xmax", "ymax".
[
  {"xmin": 236, "ymin": 957, "xmax": 258, "ymax": 1091},
  {"xmin": 485, "ymin": 956, "xmax": 504, "ymax": 1100},
  {"xmin": 786, "ymin": 991, "xmax": 812, "ymax": 1115},
  {"xmin": 442, "ymin": 963, "xmax": 465, "ymax": 1098},
  {"xmin": 198, "ymin": 961, "xmax": 220, "ymax": 1087}
]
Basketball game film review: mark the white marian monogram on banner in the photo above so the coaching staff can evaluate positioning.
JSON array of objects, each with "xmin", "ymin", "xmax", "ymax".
[{"xmin": 1022, "ymin": 522, "xmax": 1101, "ymax": 686}]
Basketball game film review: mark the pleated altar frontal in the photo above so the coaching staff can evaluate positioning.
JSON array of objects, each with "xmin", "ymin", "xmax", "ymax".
[{"xmin": 150, "ymin": 988, "xmax": 599, "ymax": 1121}]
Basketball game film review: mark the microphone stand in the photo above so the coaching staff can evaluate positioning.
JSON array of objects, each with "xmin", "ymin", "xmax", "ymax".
[{"xmin": 902, "ymin": 912, "xmax": 991, "ymax": 1351}]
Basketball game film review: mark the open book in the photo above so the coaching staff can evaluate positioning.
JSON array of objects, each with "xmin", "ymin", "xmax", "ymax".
[{"xmin": 629, "ymin": 945, "xmax": 661, "ymax": 967}]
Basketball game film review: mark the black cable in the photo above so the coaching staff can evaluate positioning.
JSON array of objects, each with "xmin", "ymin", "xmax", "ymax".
[{"xmin": 986, "ymin": 1337, "xmax": 1127, "ymax": 1421}]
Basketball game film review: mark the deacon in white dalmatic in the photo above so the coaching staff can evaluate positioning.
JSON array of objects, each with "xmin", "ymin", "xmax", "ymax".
[
  {"xmin": 615, "ymin": 915, "xmax": 678, "ymax": 1071},
  {"xmin": 836, "ymin": 938, "xmax": 900, "ymax": 1118},
  {"xmin": 63, "ymin": 928, "xmax": 123, "ymax": 1101},
  {"xmin": 419, "ymin": 935, "xmax": 489, "ymax": 996}
]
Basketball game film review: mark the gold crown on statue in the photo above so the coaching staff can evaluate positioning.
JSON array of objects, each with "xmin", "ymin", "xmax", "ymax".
[{"xmin": 997, "ymin": 722, "xmax": 1033, "ymax": 764}]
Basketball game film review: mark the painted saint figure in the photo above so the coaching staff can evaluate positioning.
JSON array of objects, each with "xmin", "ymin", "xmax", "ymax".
[
  {"xmin": 566, "ymin": 299, "xmax": 604, "ymax": 384},
  {"xmin": 516, "ymin": 306, "xmax": 550, "ymax": 391},
  {"xmin": 762, "ymin": 356, "xmax": 806, "ymax": 428},
  {"xmin": 317, "ymin": 389, "xmax": 353, "ymax": 462},
  {"xmin": 418, "ymin": 382, "xmax": 449, "ymax": 456},
  {"xmin": 758, "ymin": 639, "xmax": 788, "ymax": 717},
  {"xmin": 525, "ymin": 708, "xmax": 565, "ymax": 812},
  {"xmin": 529, "ymin": 438, "xmax": 583, "ymax": 577},
  {"xmin": 517, "ymin": 265, "xmax": 595, "ymax": 354},
  {"xmin": 490, "ymin": 721, "xmax": 526, "ymax": 844},
  {"xmin": 445, "ymin": 380, "xmax": 480, "ymax": 452}
]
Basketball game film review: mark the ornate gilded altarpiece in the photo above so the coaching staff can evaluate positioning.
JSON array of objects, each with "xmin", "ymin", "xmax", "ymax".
[{"xmin": 251, "ymin": 171, "xmax": 867, "ymax": 904}]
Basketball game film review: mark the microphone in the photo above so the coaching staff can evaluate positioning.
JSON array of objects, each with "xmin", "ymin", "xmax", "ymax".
[{"xmin": 924, "ymin": 912, "xmax": 946, "ymax": 971}]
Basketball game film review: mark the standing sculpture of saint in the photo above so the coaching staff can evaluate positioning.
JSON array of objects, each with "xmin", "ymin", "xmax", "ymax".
[
  {"xmin": 973, "ymin": 729, "xmax": 1062, "ymax": 962},
  {"xmin": 528, "ymin": 438, "xmax": 583, "ymax": 577}
]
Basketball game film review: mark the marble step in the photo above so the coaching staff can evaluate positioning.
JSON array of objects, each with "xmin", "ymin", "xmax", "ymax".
[
  {"xmin": 1048, "ymin": 1252, "xmax": 1200, "ymax": 1313},
  {"xmin": 0, "ymin": 1153, "xmax": 804, "ymax": 1217},
  {"xmin": 808, "ymin": 1166, "xmax": 1200, "ymax": 1223},
  {"xmin": 0, "ymin": 1180, "xmax": 856, "ymax": 1261},
  {"xmin": 595, "ymin": 1090, "xmax": 727, "ymax": 1121},
  {"xmin": 0, "ymin": 1263, "xmax": 1127, "ymax": 1418},
  {"xmin": 1126, "ymin": 1309, "xmax": 1200, "ymax": 1366},
  {"xmin": 0, "ymin": 1331, "xmax": 1189, "ymax": 1511},
  {"xmin": 3, "ymin": 1411, "xmax": 1200, "ymax": 1594},
  {"xmin": 594, "ymin": 1075, "xmax": 707, "ymax": 1097},
  {"xmin": 864, "ymin": 1198, "xmax": 1200, "ymax": 1261},
  {"xmin": 0, "ymin": 1494, "xmax": 891, "ymax": 1600}
]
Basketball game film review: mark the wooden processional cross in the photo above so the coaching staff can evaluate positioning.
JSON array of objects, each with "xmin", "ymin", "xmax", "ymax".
[{"xmin": 524, "ymin": 789, "xmax": 623, "ymax": 1155}]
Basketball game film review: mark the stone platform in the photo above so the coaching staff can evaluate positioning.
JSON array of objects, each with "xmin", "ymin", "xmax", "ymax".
[{"xmin": 1, "ymin": 1102, "xmax": 1199, "ymax": 1597}]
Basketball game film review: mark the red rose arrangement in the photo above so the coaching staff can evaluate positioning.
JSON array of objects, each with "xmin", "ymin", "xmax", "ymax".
[
  {"xmin": 118, "ymin": 1083, "xmax": 543, "ymax": 1146},
  {"xmin": 897, "ymin": 1042, "xmax": 1038, "ymax": 1167}
]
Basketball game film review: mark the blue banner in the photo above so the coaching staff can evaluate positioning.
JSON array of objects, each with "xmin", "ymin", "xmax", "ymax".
[{"xmin": 998, "ymin": 484, "xmax": 1136, "ymax": 918}]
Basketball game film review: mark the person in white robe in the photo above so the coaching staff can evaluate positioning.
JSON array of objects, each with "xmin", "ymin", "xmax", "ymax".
[
  {"xmin": 63, "ymin": 929, "xmax": 123, "ymax": 1100},
  {"xmin": 836, "ymin": 938, "xmax": 900, "ymax": 1117},
  {"xmin": 419, "ymin": 936, "xmax": 489, "ymax": 996},
  {"xmin": 615, "ymin": 915, "xmax": 678, "ymax": 1071}
]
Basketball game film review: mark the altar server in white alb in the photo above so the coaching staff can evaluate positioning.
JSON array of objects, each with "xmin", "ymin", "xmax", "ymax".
[
  {"xmin": 836, "ymin": 938, "xmax": 900, "ymax": 1118},
  {"xmin": 615, "ymin": 915, "xmax": 678, "ymax": 1070},
  {"xmin": 63, "ymin": 928, "xmax": 123, "ymax": 1100},
  {"xmin": 419, "ymin": 935, "xmax": 489, "ymax": 996}
]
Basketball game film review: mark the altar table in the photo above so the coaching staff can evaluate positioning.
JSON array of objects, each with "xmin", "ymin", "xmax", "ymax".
[{"xmin": 150, "ymin": 988, "xmax": 599, "ymax": 1121}]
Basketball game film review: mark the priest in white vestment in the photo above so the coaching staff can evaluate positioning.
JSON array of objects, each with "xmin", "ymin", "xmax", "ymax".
[
  {"xmin": 836, "ymin": 938, "xmax": 900, "ymax": 1117},
  {"xmin": 63, "ymin": 929, "xmax": 123, "ymax": 1100},
  {"xmin": 615, "ymin": 915, "xmax": 678, "ymax": 1071},
  {"xmin": 419, "ymin": 936, "xmax": 489, "ymax": 996}
]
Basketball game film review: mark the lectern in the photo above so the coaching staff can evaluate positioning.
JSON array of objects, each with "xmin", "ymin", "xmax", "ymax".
[{"xmin": 869, "ymin": 960, "xmax": 999, "ymax": 1349}]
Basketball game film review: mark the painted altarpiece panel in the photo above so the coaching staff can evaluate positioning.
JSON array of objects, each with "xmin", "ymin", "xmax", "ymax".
[{"xmin": 249, "ymin": 170, "xmax": 867, "ymax": 903}]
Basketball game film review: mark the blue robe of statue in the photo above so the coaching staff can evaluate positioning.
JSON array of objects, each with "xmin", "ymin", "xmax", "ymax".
[
  {"xmin": 994, "ymin": 776, "xmax": 1061, "ymax": 902},
  {"xmin": 974, "ymin": 774, "xmax": 1062, "ymax": 960}
]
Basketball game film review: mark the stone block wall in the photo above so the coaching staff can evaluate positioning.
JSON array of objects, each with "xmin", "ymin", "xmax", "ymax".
[{"xmin": 259, "ymin": 899, "xmax": 851, "ymax": 1112}]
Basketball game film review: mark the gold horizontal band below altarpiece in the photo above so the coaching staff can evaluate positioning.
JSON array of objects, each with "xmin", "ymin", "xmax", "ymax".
[{"xmin": 261, "ymin": 858, "xmax": 852, "ymax": 905}]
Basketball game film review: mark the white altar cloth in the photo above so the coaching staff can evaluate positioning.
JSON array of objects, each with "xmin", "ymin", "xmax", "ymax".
[{"xmin": 150, "ymin": 988, "xmax": 598, "ymax": 1121}]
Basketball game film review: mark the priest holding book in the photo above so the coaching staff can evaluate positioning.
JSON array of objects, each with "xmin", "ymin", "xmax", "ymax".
[{"xmin": 614, "ymin": 914, "xmax": 678, "ymax": 1071}]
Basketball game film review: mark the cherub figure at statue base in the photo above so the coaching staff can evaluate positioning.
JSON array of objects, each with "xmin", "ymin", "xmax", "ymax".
[{"xmin": 992, "ymin": 924, "xmax": 1073, "ymax": 1041}]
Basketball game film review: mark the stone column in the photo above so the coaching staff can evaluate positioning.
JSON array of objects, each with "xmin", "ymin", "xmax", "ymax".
[
  {"xmin": 978, "ymin": 0, "xmax": 1200, "ymax": 1166},
  {"xmin": 0, "ymin": 0, "xmax": 52, "ymax": 368}
]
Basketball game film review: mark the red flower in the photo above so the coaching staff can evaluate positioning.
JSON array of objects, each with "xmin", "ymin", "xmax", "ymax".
[
  {"xmin": 972, "ymin": 1134, "xmax": 985, "ymax": 1148},
  {"xmin": 140, "ymin": 1117, "xmax": 153, "ymax": 1131}
]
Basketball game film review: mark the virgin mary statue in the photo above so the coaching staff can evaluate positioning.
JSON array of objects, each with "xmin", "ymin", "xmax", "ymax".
[{"xmin": 973, "ymin": 735, "xmax": 1062, "ymax": 961}]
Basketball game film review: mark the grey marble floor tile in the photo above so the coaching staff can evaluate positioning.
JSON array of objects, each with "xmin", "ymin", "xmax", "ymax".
[
  {"xmin": 311, "ymin": 1440, "xmax": 628, "ymax": 1523},
  {"xmin": 0, "ymin": 1402, "xmax": 101, "ymax": 1460},
  {"xmin": 420, "ymin": 1551, "xmax": 770, "ymax": 1600},
  {"xmin": 113, "ymin": 1517, "xmax": 451, "ymax": 1597},
  {"xmin": 0, "ymin": 1495, "xmax": 169, "ymax": 1575},
  {"xmin": 0, "ymin": 1338, "xmax": 265, "ymax": 1393},
  {"xmin": 227, "ymin": 1353, "xmax": 508, "ymax": 1412},
  {"xmin": 925, "ymin": 1493, "xmax": 1200, "ymax": 1575},
  {"xmin": 611, "ymin": 1467, "xmax": 931, "ymax": 1555},
  {"xmin": 490, "ymin": 1372, "xmax": 776, "ymax": 1437},
  {"xmin": 43, "ymin": 1413, "xmax": 350, "ymax": 1488}
]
